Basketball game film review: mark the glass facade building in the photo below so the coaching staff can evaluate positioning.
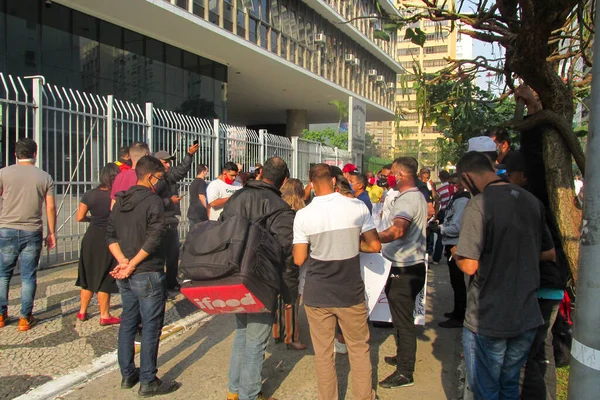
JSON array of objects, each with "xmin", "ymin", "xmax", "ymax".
[{"xmin": 0, "ymin": 0, "xmax": 228, "ymax": 120}]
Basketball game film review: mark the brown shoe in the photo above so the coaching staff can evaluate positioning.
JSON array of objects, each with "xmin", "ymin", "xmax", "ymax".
[
  {"xmin": 18, "ymin": 315, "xmax": 37, "ymax": 331},
  {"xmin": 0, "ymin": 311, "xmax": 7, "ymax": 328}
]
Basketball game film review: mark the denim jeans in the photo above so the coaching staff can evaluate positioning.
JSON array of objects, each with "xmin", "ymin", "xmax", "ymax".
[
  {"xmin": 464, "ymin": 327, "xmax": 537, "ymax": 400},
  {"xmin": 117, "ymin": 271, "xmax": 167, "ymax": 384},
  {"xmin": 0, "ymin": 228, "xmax": 43, "ymax": 317},
  {"xmin": 522, "ymin": 299, "xmax": 561, "ymax": 400},
  {"xmin": 228, "ymin": 313, "xmax": 273, "ymax": 400}
]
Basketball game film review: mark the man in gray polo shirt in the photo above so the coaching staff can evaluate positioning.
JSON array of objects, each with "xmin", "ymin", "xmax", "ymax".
[
  {"xmin": 0, "ymin": 138, "xmax": 56, "ymax": 331},
  {"xmin": 377, "ymin": 157, "xmax": 428, "ymax": 389}
]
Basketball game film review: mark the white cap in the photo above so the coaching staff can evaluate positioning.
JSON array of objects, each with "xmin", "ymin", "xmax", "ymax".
[{"xmin": 467, "ymin": 136, "xmax": 497, "ymax": 152}]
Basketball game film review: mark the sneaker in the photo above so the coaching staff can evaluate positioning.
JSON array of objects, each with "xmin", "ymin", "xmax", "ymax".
[
  {"xmin": 438, "ymin": 318, "xmax": 464, "ymax": 329},
  {"xmin": 334, "ymin": 339, "xmax": 348, "ymax": 355},
  {"xmin": 138, "ymin": 378, "xmax": 181, "ymax": 397},
  {"xmin": 443, "ymin": 312, "xmax": 455, "ymax": 318},
  {"xmin": 17, "ymin": 315, "xmax": 36, "ymax": 332},
  {"xmin": 379, "ymin": 371, "xmax": 414, "ymax": 389},
  {"xmin": 226, "ymin": 392, "xmax": 239, "ymax": 400},
  {"xmin": 0, "ymin": 311, "xmax": 7, "ymax": 328},
  {"xmin": 384, "ymin": 356, "xmax": 397, "ymax": 367},
  {"xmin": 432, "ymin": 260, "xmax": 440, "ymax": 265},
  {"xmin": 121, "ymin": 368, "xmax": 140, "ymax": 389}
]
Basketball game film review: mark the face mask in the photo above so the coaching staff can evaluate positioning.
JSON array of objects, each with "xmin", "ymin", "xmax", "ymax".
[
  {"xmin": 377, "ymin": 176, "xmax": 389, "ymax": 188},
  {"xmin": 349, "ymin": 183, "xmax": 354, "ymax": 190},
  {"xmin": 387, "ymin": 174, "xmax": 397, "ymax": 188},
  {"xmin": 462, "ymin": 174, "xmax": 480, "ymax": 196},
  {"xmin": 368, "ymin": 177, "xmax": 376, "ymax": 186},
  {"xmin": 224, "ymin": 176, "xmax": 235, "ymax": 185}
]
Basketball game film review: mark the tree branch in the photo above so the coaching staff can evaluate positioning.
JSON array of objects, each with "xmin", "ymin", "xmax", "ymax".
[{"xmin": 505, "ymin": 110, "xmax": 586, "ymax": 175}]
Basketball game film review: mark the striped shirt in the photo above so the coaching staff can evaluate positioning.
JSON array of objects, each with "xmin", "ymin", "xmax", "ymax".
[
  {"xmin": 293, "ymin": 192, "xmax": 375, "ymax": 307},
  {"xmin": 437, "ymin": 182, "xmax": 458, "ymax": 211}
]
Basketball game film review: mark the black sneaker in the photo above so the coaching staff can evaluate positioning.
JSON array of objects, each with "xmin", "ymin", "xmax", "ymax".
[
  {"xmin": 121, "ymin": 368, "xmax": 140, "ymax": 389},
  {"xmin": 138, "ymin": 378, "xmax": 181, "ymax": 397},
  {"xmin": 384, "ymin": 356, "xmax": 397, "ymax": 367},
  {"xmin": 379, "ymin": 371, "xmax": 414, "ymax": 389},
  {"xmin": 438, "ymin": 318, "xmax": 464, "ymax": 329},
  {"xmin": 443, "ymin": 312, "xmax": 454, "ymax": 318}
]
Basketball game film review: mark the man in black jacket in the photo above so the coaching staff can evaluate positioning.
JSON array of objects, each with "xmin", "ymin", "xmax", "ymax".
[
  {"xmin": 153, "ymin": 143, "xmax": 199, "ymax": 291},
  {"xmin": 107, "ymin": 155, "xmax": 180, "ymax": 397},
  {"xmin": 220, "ymin": 157, "xmax": 295, "ymax": 400}
]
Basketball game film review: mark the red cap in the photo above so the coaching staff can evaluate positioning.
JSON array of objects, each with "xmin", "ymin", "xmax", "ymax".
[{"xmin": 342, "ymin": 163, "xmax": 358, "ymax": 174}]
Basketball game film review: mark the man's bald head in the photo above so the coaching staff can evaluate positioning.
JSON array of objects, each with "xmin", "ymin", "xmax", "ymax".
[{"xmin": 262, "ymin": 156, "xmax": 289, "ymax": 188}]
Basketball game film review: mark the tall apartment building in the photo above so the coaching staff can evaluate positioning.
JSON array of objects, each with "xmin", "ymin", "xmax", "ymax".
[{"xmin": 366, "ymin": 1, "xmax": 473, "ymax": 167}]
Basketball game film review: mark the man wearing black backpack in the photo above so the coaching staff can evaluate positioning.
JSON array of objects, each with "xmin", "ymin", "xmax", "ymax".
[{"xmin": 220, "ymin": 157, "xmax": 295, "ymax": 400}]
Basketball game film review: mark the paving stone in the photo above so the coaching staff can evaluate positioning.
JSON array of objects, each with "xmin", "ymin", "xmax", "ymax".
[{"xmin": 0, "ymin": 264, "xmax": 200, "ymax": 398}]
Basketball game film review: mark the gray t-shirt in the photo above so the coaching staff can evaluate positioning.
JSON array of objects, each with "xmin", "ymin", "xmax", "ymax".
[
  {"xmin": 382, "ymin": 187, "xmax": 428, "ymax": 267},
  {"xmin": 455, "ymin": 184, "xmax": 553, "ymax": 338},
  {"xmin": 0, "ymin": 164, "xmax": 55, "ymax": 232}
]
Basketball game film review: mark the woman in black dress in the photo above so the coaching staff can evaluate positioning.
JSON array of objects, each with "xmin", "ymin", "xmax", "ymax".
[{"xmin": 75, "ymin": 163, "xmax": 121, "ymax": 325}]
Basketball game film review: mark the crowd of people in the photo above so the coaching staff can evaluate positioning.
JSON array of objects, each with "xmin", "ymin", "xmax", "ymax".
[{"xmin": 0, "ymin": 85, "xmax": 575, "ymax": 400}]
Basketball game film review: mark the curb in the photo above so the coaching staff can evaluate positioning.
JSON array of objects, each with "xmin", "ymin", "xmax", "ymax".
[{"xmin": 15, "ymin": 310, "xmax": 212, "ymax": 400}]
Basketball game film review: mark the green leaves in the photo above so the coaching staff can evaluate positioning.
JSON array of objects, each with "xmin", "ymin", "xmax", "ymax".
[
  {"xmin": 404, "ymin": 28, "xmax": 427, "ymax": 47},
  {"xmin": 374, "ymin": 29, "xmax": 391, "ymax": 41},
  {"xmin": 383, "ymin": 23, "xmax": 402, "ymax": 32},
  {"xmin": 301, "ymin": 128, "xmax": 349, "ymax": 150}
]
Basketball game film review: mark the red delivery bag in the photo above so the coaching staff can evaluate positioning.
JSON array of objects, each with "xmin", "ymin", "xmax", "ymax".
[{"xmin": 179, "ymin": 214, "xmax": 283, "ymax": 314}]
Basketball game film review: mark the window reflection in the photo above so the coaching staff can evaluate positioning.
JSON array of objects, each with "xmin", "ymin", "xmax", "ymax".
[{"xmin": 0, "ymin": 0, "xmax": 227, "ymax": 121}]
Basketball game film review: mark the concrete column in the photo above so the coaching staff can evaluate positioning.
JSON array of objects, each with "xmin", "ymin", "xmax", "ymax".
[{"xmin": 286, "ymin": 109, "xmax": 308, "ymax": 137}]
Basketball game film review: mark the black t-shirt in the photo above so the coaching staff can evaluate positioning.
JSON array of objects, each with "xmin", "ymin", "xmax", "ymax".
[
  {"xmin": 81, "ymin": 188, "xmax": 111, "ymax": 228},
  {"xmin": 187, "ymin": 178, "xmax": 208, "ymax": 222},
  {"xmin": 455, "ymin": 184, "xmax": 553, "ymax": 337}
]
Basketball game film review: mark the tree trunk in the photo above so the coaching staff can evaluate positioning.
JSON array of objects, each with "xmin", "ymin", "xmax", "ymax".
[{"xmin": 542, "ymin": 128, "xmax": 582, "ymax": 281}]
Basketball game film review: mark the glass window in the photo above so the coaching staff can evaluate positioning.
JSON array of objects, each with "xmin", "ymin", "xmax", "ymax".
[
  {"xmin": 41, "ymin": 5, "xmax": 71, "ymax": 72},
  {"xmin": 223, "ymin": 0, "xmax": 234, "ymax": 32},
  {"xmin": 6, "ymin": 0, "xmax": 40, "ymax": 75},
  {"xmin": 209, "ymin": 0, "xmax": 219, "ymax": 25},
  {"xmin": 270, "ymin": 0, "xmax": 279, "ymax": 30},
  {"xmin": 237, "ymin": 7, "xmax": 246, "ymax": 38},
  {"xmin": 260, "ymin": 0, "xmax": 268, "ymax": 22},
  {"xmin": 249, "ymin": 18, "xmax": 257, "ymax": 43},
  {"xmin": 260, "ymin": 24, "xmax": 268, "ymax": 49},
  {"xmin": 193, "ymin": 0, "xmax": 205, "ymax": 18}
]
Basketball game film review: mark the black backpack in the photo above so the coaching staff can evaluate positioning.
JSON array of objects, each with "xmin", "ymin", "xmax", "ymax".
[{"xmin": 179, "ymin": 213, "xmax": 283, "ymax": 311}]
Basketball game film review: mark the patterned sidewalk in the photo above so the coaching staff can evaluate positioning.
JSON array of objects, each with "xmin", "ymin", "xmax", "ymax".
[{"xmin": 0, "ymin": 264, "xmax": 200, "ymax": 399}]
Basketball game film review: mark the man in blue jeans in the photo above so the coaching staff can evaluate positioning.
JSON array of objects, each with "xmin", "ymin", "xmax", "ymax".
[
  {"xmin": 0, "ymin": 138, "xmax": 56, "ymax": 331},
  {"xmin": 220, "ymin": 157, "xmax": 295, "ymax": 400},
  {"xmin": 107, "ymin": 155, "xmax": 179, "ymax": 397},
  {"xmin": 451, "ymin": 152, "xmax": 555, "ymax": 400}
]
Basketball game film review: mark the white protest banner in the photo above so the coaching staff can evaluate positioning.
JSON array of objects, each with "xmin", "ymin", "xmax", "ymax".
[
  {"xmin": 365, "ymin": 256, "xmax": 428, "ymax": 326},
  {"xmin": 360, "ymin": 253, "xmax": 391, "ymax": 315}
]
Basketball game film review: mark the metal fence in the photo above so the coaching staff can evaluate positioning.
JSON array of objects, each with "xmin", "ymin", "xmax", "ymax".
[{"xmin": 0, "ymin": 73, "xmax": 359, "ymax": 268}]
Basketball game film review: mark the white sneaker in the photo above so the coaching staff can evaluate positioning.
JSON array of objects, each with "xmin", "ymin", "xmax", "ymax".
[{"xmin": 334, "ymin": 339, "xmax": 348, "ymax": 354}]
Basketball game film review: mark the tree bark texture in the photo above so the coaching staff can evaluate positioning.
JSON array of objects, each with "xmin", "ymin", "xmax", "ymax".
[{"xmin": 501, "ymin": 0, "xmax": 582, "ymax": 279}]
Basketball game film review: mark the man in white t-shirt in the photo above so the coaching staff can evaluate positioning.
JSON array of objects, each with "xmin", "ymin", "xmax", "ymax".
[
  {"xmin": 293, "ymin": 163, "xmax": 381, "ymax": 400},
  {"xmin": 206, "ymin": 162, "xmax": 240, "ymax": 221}
]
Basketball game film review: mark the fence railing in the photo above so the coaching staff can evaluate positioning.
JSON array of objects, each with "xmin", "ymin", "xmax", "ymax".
[{"xmin": 0, "ymin": 73, "xmax": 358, "ymax": 268}]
